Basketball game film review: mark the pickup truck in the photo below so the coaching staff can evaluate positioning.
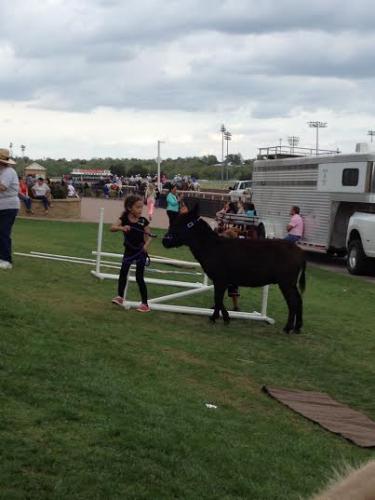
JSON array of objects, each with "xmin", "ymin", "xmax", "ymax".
[
  {"xmin": 228, "ymin": 180, "xmax": 252, "ymax": 201},
  {"xmin": 346, "ymin": 212, "xmax": 375, "ymax": 274}
]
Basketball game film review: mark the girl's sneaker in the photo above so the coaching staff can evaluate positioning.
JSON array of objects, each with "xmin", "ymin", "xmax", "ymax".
[
  {"xmin": 0, "ymin": 260, "xmax": 12, "ymax": 270},
  {"xmin": 112, "ymin": 296, "xmax": 124, "ymax": 306},
  {"xmin": 136, "ymin": 303, "xmax": 150, "ymax": 313}
]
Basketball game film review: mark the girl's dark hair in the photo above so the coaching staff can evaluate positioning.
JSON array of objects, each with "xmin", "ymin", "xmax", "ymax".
[
  {"xmin": 228, "ymin": 202, "xmax": 237, "ymax": 213},
  {"xmin": 121, "ymin": 194, "xmax": 143, "ymax": 220}
]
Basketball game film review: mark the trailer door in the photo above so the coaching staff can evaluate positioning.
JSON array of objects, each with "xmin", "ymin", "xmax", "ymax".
[{"xmin": 317, "ymin": 162, "xmax": 367, "ymax": 193}]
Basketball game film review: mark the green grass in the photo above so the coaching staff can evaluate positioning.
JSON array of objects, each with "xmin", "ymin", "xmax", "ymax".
[
  {"xmin": 1, "ymin": 218, "xmax": 375, "ymax": 499},
  {"xmin": 199, "ymin": 180, "xmax": 232, "ymax": 190}
]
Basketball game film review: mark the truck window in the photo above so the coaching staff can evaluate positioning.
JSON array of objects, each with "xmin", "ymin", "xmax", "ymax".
[{"xmin": 342, "ymin": 168, "xmax": 359, "ymax": 186}]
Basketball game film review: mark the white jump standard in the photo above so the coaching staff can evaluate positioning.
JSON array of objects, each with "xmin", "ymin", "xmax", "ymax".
[{"xmin": 93, "ymin": 208, "xmax": 274, "ymax": 324}]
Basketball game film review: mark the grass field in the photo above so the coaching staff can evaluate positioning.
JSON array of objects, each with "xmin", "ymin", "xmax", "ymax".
[
  {"xmin": 1, "ymin": 219, "xmax": 375, "ymax": 499},
  {"xmin": 199, "ymin": 180, "xmax": 233, "ymax": 191}
]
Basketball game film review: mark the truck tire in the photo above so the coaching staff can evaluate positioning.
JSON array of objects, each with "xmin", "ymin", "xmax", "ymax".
[
  {"xmin": 346, "ymin": 239, "xmax": 368, "ymax": 275},
  {"xmin": 257, "ymin": 224, "xmax": 266, "ymax": 239}
]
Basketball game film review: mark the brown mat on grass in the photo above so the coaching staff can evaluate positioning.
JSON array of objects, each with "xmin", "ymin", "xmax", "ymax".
[{"xmin": 263, "ymin": 386, "xmax": 375, "ymax": 448}]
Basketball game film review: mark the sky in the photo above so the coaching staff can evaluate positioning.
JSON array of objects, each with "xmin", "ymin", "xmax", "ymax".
[{"xmin": 1, "ymin": 0, "xmax": 375, "ymax": 160}]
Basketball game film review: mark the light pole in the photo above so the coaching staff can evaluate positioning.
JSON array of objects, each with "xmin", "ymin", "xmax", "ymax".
[
  {"xmin": 288, "ymin": 136, "xmax": 299, "ymax": 154},
  {"xmin": 9, "ymin": 142, "xmax": 13, "ymax": 157},
  {"xmin": 20, "ymin": 144, "xmax": 26, "ymax": 157},
  {"xmin": 224, "ymin": 130, "xmax": 232, "ymax": 180},
  {"xmin": 220, "ymin": 124, "xmax": 226, "ymax": 181},
  {"xmin": 368, "ymin": 130, "xmax": 375, "ymax": 143},
  {"xmin": 308, "ymin": 121, "xmax": 327, "ymax": 155},
  {"xmin": 156, "ymin": 140, "xmax": 165, "ymax": 191}
]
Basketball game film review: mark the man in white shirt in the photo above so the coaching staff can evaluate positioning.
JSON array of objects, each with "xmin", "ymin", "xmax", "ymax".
[
  {"xmin": 0, "ymin": 148, "xmax": 20, "ymax": 269},
  {"xmin": 32, "ymin": 177, "xmax": 51, "ymax": 213}
]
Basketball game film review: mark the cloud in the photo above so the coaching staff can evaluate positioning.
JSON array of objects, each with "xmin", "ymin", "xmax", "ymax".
[{"xmin": 1, "ymin": 0, "xmax": 375, "ymax": 158}]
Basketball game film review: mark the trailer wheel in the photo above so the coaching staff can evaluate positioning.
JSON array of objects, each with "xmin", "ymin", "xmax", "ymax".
[
  {"xmin": 257, "ymin": 224, "xmax": 266, "ymax": 239},
  {"xmin": 346, "ymin": 239, "xmax": 368, "ymax": 275}
]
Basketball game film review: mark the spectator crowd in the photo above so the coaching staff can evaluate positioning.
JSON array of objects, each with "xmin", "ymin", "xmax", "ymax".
[{"xmin": 18, "ymin": 174, "xmax": 79, "ymax": 215}]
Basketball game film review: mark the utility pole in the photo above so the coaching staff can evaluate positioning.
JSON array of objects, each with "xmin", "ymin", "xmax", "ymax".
[
  {"xmin": 224, "ymin": 130, "xmax": 232, "ymax": 181},
  {"xmin": 308, "ymin": 121, "xmax": 327, "ymax": 155},
  {"xmin": 156, "ymin": 140, "xmax": 165, "ymax": 191},
  {"xmin": 368, "ymin": 130, "xmax": 375, "ymax": 143},
  {"xmin": 220, "ymin": 124, "xmax": 226, "ymax": 181}
]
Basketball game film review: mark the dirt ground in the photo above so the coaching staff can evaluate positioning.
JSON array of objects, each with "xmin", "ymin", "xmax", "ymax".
[{"xmin": 80, "ymin": 198, "xmax": 169, "ymax": 229}]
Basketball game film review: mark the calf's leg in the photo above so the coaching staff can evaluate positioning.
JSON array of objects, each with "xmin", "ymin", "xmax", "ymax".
[
  {"xmin": 210, "ymin": 284, "xmax": 229, "ymax": 323},
  {"xmin": 293, "ymin": 288, "xmax": 303, "ymax": 333},
  {"xmin": 279, "ymin": 284, "xmax": 296, "ymax": 333}
]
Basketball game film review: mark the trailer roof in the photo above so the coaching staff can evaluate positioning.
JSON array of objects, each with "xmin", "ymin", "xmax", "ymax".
[{"xmin": 254, "ymin": 152, "xmax": 375, "ymax": 168}]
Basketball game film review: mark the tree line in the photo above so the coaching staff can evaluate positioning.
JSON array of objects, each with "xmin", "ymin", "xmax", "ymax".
[{"xmin": 14, "ymin": 154, "xmax": 254, "ymax": 180}]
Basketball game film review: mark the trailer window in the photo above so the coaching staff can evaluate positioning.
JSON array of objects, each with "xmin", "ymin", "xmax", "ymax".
[{"xmin": 342, "ymin": 168, "xmax": 359, "ymax": 186}]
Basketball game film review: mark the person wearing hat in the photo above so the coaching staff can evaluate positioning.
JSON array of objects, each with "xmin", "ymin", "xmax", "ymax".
[{"xmin": 0, "ymin": 148, "xmax": 20, "ymax": 270}]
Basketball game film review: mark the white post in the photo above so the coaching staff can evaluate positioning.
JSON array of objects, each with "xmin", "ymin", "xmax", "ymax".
[
  {"xmin": 261, "ymin": 286, "xmax": 269, "ymax": 317},
  {"xmin": 221, "ymin": 130, "xmax": 224, "ymax": 181},
  {"xmin": 156, "ymin": 140, "xmax": 165, "ymax": 192},
  {"xmin": 95, "ymin": 208, "xmax": 105, "ymax": 274}
]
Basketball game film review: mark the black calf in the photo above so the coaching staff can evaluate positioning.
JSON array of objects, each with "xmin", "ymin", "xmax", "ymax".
[{"xmin": 162, "ymin": 205, "xmax": 306, "ymax": 333}]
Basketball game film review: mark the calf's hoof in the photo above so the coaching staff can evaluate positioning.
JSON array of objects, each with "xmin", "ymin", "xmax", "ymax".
[
  {"xmin": 209, "ymin": 315, "xmax": 216, "ymax": 323},
  {"xmin": 283, "ymin": 327, "xmax": 291, "ymax": 334},
  {"xmin": 293, "ymin": 329, "xmax": 302, "ymax": 334}
]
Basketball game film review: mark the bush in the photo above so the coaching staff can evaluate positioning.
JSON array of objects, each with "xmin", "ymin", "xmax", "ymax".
[{"xmin": 50, "ymin": 182, "xmax": 68, "ymax": 199}]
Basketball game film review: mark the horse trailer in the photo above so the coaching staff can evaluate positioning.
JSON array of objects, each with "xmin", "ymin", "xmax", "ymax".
[{"xmin": 252, "ymin": 147, "xmax": 375, "ymax": 273}]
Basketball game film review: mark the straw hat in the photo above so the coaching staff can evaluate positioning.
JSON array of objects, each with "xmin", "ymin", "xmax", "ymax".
[{"xmin": 0, "ymin": 148, "xmax": 16, "ymax": 165}]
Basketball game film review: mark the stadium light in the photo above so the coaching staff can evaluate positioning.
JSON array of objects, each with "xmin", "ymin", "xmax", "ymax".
[{"xmin": 308, "ymin": 121, "xmax": 327, "ymax": 155}]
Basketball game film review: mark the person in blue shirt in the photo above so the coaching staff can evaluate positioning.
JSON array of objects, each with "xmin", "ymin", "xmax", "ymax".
[
  {"xmin": 166, "ymin": 184, "xmax": 180, "ymax": 228},
  {"xmin": 245, "ymin": 202, "xmax": 257, "ymax": 217}
]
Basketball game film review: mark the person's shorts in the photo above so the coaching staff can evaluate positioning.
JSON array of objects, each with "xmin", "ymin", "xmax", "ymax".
[{"xmin": 227, "ymin": 285, "xmax": 240, "ymax": 297}]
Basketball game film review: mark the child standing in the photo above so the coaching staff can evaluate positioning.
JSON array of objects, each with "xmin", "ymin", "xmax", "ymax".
[
  {"xmin": 145, "ymin": 182, "xmax": 156, "ymax": 221},
  {"xmin": 111, "ymin": 195, "xmax": 151, "ymax": 312}
]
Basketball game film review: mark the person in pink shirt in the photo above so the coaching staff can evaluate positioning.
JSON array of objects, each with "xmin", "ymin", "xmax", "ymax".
[{"xmin": 285, "ymin": 205, "xmax": 303, "ymax": 243}]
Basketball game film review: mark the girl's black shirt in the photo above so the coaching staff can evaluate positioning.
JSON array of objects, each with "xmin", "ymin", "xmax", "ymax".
[{"xmin": 120, "ymin": 213, "xmax": 149, "ymax": 254}]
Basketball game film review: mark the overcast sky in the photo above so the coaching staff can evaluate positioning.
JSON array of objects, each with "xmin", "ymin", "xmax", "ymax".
[{"xmin": 1, "ymin": 0, "xmax": 375, "ymax": 160}]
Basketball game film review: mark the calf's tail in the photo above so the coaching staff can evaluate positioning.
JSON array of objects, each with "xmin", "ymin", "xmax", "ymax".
[{"xmin": 299, "ymin": 260, "xmax": 306, "ymax": 294}]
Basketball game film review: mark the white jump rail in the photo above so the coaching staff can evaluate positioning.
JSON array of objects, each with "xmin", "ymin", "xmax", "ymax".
[{"xmin": 92, "ymin": 207, "xmax": 274, "ymax": 324}]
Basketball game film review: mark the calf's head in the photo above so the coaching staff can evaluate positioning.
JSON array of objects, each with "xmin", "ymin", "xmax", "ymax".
[{"xmin": 162, "ymin": 204, "xmax": 200, "ymax": 248}]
